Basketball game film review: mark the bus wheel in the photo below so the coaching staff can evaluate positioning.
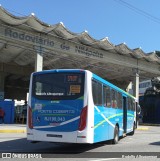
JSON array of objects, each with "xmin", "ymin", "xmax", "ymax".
[{"xmin": 112, "ymin": 126, "xmax": 119, "ymax": 144}]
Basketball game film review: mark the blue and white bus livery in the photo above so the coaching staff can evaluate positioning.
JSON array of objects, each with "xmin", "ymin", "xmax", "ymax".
[{"xmin": 27, "ymin": 69, "xmax": 137, "ymax": 144}]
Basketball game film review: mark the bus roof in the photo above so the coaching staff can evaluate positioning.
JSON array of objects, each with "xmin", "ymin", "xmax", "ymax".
[
  {"xmin": 92, "ymin": 72, "xmax": 136, "ymax": 100},
  {"xmin": 32, "ymin": 69, "xmax": 85, "ymax": 75}
]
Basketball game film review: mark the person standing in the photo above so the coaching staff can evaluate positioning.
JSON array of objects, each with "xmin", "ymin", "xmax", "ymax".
[{"xmin": 0, "ymin": 107, "xmax": 5, "ymax": 123}]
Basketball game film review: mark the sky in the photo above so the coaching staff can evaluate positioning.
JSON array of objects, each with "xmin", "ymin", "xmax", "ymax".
[{"xmin": 0, "ymin": 0, "xmax": 160, "ymax": 53}]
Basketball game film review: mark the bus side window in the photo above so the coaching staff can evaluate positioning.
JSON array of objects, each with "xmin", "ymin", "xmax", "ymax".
[
  {"xmin": 126, "ymin": 98, "xmax": 128, "ymax": 110},
  {"xmin": 92, "ymin": 79, "xmax": 102, "ymax": 106},
  {"xmin": 130, "ymin": 98, "xmax": 133, "ymax": 110},
  {"xmin": 128, "ymin": 98, "xmax": 130, "ymax": 110},
  {"xmin": 97, "ymin": 82, "xmax": 102, "ymax": 106},
  {"xmin": 131, "ymin": 99, "xmax": 135, "ymax": 111},
  {"xmin": 117, "ymin": 92, "xmax": 122, "ymax": 109},
  {"xmin": 128, "ymin": 98, "xmax": 132, "ymax": 110},
  {"xmin": 106, "ymin": 86, "xmax": 111, "ymax": 107},
  {"xmin": 92, "ymin": 80, "xmax": 98, "ymax": 105},
  {"xmin": 111, "ymin": 89, "xmax": 117, "ymax": 108},
  {"xmin": 103, "ymin": 85, "xmax": 111, "ymax": 107},
  {"xmin": 103, "ymin": 85, "xmax": 107, "ymax": 107}
]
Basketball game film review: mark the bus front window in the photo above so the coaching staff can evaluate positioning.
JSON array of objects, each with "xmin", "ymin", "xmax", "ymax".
[{"xmin": 32, "ymin": 73, "xmax": 84, "ymax": 100}]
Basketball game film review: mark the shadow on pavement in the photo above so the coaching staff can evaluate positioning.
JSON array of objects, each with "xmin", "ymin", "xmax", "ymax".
[
  {"xmin": 149, "ymin": 141, "xmax": 160, "ymax": 146},
  {"xmin": 0, "ymin": 137, "xmax": 113, "ymax": 154}
]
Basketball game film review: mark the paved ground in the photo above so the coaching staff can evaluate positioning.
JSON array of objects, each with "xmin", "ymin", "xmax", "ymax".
[
  {"xmin": 0, "ymin": 124, "xmax": 151, "ymax": 134},
  {"xmin": 0, "ymin": 125, "xmax": 160, "ymax": 160}
]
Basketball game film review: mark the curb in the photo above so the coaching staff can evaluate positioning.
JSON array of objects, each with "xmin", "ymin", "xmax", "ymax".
[
  {"xmin": 0, "ymin": 129, "xmax": 26, "ymax": 133},
  {"xmin": 139, "ymin": 123, "xmax": 160, "ymax": 126},
  {"xmin": 137, "ymin": 127, "xmax": 149, "ymax": 131}
]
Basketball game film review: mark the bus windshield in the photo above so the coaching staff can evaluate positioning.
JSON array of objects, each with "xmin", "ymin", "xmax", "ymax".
[{"xmin": 32, "ymin": 72, "xmax": 84, "ymax": 100}]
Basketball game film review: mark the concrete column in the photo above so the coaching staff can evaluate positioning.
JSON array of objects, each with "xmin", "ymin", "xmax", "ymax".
[
  {"xmin": 132, "ymin": 68, "xmax": 140, "ymax": 128},
  {"xmin": 132, "ymin": 69, "xmax": 139, "ymax": 102},
  {"xmin": 0, "ymin": 72, "xmax": 5, "ymax": 100},
  {"xmin": 35, "ymin": 46, "xmax": 43, "ymax": 72}
]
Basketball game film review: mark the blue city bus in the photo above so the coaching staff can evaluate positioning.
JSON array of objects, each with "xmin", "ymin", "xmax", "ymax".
[{"xmin": 27, "ymin": 69, "xmax": 137, "ymax": 144}]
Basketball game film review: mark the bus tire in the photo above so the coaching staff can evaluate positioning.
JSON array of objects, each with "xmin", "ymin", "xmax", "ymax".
[{"xmin": 112, "ymin": 126, "xmax": 119, "ymax": 144}]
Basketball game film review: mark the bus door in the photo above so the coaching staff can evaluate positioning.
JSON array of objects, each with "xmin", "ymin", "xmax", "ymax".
[{"xmin": 123, "ymin": 96, "xmax": 127, "ymax": 133}]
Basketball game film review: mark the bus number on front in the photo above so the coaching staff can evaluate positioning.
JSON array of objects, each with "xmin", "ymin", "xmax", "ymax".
[{"xmin": 44, "ymin": 117, "xmax": 65, "ymax": 122}]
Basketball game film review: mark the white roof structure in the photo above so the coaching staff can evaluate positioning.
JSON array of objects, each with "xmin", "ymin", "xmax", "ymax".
[{"xmin": 0, "ymin": 6, "xmax": 160, "ymax": 92}]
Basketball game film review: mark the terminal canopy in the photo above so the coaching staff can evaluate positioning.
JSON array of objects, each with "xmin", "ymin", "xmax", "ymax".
[{"xmin": 0, "ymin": 6, "xmax": 160, "ymax": 99}]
